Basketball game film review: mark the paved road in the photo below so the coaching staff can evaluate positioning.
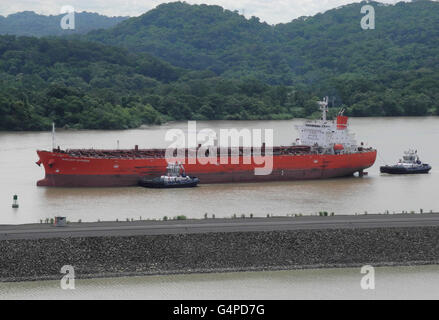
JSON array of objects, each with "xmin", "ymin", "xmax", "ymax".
[{"xmin": 1, "ymin": 214, "xmax": 439, "ymax": 240}]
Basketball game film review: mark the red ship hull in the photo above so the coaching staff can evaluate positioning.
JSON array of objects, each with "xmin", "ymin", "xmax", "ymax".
[{"xmin": 36, "ymin": 149, "xmax": 377, "ymax": 187}]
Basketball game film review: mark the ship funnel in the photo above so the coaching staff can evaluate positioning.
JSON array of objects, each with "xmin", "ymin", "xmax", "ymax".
[{"xmin": 336, "ymin": 116, "xmax": 348, "ymax": 130}]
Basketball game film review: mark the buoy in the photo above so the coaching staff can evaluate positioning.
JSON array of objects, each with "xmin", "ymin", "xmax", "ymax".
[{"xmin": 12, "ymin": 195, "xmax": 19, "ymax": 208}]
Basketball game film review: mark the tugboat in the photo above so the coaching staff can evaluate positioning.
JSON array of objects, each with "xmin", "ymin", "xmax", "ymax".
[
  {"xmin": 380, "ymin": 150, "xmax": 431, "ymax": 174},
  {"xmin": 139, "ymin": 162, "xmax": 199, "ymax": 188}
]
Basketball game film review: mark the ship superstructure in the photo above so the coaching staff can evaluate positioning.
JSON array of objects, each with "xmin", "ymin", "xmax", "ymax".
[{"xmin": 296, "ymin": 97, "xmax": 358, "ymax": 154}]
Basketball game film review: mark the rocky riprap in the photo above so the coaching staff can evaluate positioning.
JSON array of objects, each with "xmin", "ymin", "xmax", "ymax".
[{"xmin": 1, "ymin": 227, "xmax": 439, "ymax": 282}]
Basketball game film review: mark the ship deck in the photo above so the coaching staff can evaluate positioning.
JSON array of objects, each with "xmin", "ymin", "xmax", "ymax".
[{"xmin": 50, "ymin": 146, "xmax": 374, "ymax": 159}]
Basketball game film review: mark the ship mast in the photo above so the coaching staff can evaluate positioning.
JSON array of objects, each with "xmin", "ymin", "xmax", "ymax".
[
  {"xmin": 52, "ymin": 122, "xmax": 56, "ymax": 151},
  {"xmin": 318, "ymin": 97, "xmax": 329, "ymax": 121}
]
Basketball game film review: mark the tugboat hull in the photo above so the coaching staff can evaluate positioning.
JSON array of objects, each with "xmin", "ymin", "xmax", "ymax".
[
  {"xmin": 139, "ymin": 177, "xmax": 199, "ymax": 188},
  {"xmin": 380, "ymin": 165, "xmax": 431, "ymax": 174}
]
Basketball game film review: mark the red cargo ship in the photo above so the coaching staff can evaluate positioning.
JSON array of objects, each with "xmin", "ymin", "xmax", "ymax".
[{"xmin": 36, "ymin": 98, "xmax": 377, "ymax": 187}]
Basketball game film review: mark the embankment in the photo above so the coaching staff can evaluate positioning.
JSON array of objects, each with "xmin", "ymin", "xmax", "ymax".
[{"xmin": 1, "ymin": 215, "xmax": 439, "ymax": 282}]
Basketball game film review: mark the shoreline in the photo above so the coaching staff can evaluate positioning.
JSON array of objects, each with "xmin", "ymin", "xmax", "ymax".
[
  {"xmin": 1, "ymin": 116, "xmax": 439, "ymax": 133},
  {"xmin": 2, "ymin": 260, "xmax": 439, "ymax": 284}
]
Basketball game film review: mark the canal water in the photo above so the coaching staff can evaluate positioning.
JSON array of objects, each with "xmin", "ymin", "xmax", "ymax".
[
  {"xmin": 1, "ymin": 117, "xmax": 438, "ymax": 299},
  {"xmin": 1, "ymin": 117, "xmax": 438, "ymax": 224},
  {"xmin": 1, "ymin": 265, "xmax": 439, "ymax": 300}
]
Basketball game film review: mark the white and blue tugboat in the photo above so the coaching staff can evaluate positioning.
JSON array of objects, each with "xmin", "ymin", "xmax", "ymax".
[
  {"xmin": 380, "ymin": 150, "xmax": 431, "ymax": 174},
  {"xmin": 139, "ymin": 162, "xmax": 199, "ymax": 188}
]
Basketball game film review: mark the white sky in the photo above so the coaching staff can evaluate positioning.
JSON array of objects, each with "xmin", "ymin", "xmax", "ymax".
[{"xmin": 0, "ymin": 0, "xmax": 411, "ymax": 24}]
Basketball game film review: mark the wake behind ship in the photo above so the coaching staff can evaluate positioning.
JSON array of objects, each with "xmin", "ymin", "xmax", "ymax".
[{"xmin": 36, "ymin": 98, "xmax": 377, "ymax": 187}]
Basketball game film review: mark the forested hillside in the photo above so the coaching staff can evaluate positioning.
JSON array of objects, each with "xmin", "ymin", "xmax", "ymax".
[
  {"xmin": 0, "ymin": 11, "xmax": 127, "ymax": 37},
  {"xmin": 85, "ymin": 1, "xmax": 439, "ymax": 83},
  {"xmin": 0, "ymin": 36, "xmax": 315, "ymax": 130},
  {"xmin": 84, "ymin": 1, "xmax": 439, "ymax": 116},
  {"xmin": 0, "ymin": 1, "xmax": 438, "ymax": 131}
]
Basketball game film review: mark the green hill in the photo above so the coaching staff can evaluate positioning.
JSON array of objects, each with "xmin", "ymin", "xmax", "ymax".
[
  {"xmin": 0, "ymin": 36, "xmax": 304, "ymax": 130},
  {"xmin": 1, "ymin": 1, "xmax": 438, "ymax": 131},
  {"xmin": 83, "ymin": 1, "xmax": 439, "ymax": 116},
  {"xmin": 0, "ymin": 11, "xmax": 128, "ymax": 37},
  {"xmin": 85, "ymin": 1, "xmax": 439, "ymax": 84}
]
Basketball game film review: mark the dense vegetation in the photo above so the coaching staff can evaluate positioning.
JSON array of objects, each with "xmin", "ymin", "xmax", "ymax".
[
  {"xmin": 0, "ymin": 11, "xmax": 127, "ymax": 37},
  {"xmin": 86, "ymin": 1, "xmax": 439, "ymax": 83},
  {"xmin": 85, "ymin": 1, "xmax": 439, "ymax": 114},
  {"xmin": 0, "ymin": 36, "xmax": 318, "ymax": 130},
  {"xmin": 0, "ymin": 1, "xmax": 438, "ymax": 131}
]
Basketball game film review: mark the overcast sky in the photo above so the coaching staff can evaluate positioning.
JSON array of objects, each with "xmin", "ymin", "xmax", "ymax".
[{"xmin": 0, "ymin": 0, "xmax": 410, "ymax": 24}]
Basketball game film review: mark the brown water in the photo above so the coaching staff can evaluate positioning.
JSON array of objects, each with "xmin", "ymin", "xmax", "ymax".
[
  {"xmin": 1, "ymin": 265, "xmax": 439, "ymax": 300},
  {"xmin": 1, "ymin": 117, "xmax": 438, "ymax": 224}
]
